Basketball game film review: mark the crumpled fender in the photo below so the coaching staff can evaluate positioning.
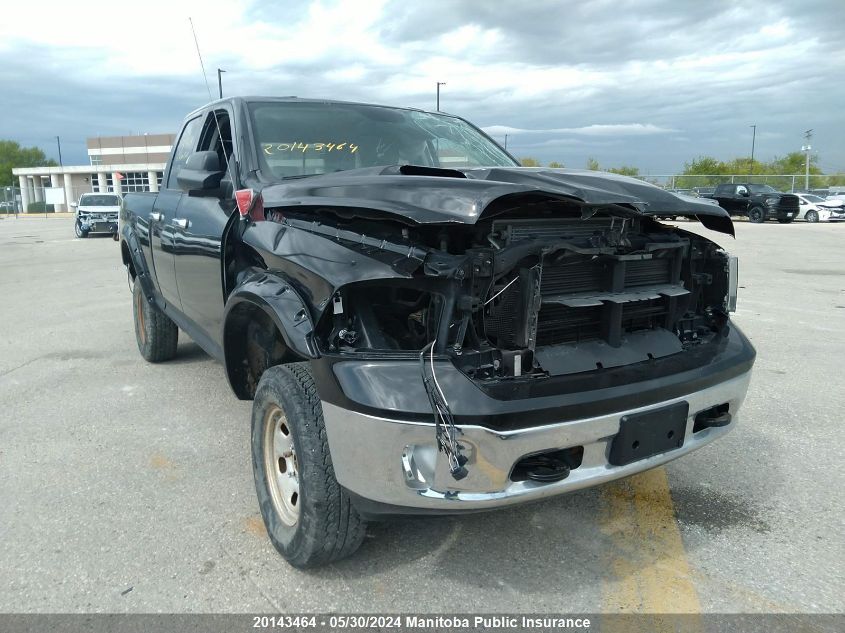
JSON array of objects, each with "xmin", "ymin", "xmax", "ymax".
[{"xmin": 223, "ymin": 271, "xmax": 319, "ymax": 361}]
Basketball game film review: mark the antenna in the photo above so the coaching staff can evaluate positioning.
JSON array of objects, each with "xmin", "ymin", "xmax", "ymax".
[
  {"xmin": 188, "ymin": 17, "xmax": 235, "ymax": 192},
  {"xmin": 189, "ymin": 17, "xmax": 214, "ymax": 101}
]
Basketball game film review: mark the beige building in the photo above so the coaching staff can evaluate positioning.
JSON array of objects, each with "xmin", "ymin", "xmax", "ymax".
[{"xmin": 12, "ymin": 133, "xmax": 174, "ymax": 212}]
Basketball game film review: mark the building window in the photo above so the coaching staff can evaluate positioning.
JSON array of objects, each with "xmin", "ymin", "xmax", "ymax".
[
  {"xmin": 121, "ymin": 172, "xmax": 150, "ymax": 192},
  {"xmin": 90, "ymin": 155, "xmax": 102, "ymax": 166},
  {"xmin": 156, "ymin": 172, "xmax": 163, "ymax": 189},
  {"xmin": 90, "ymin": 174, "xmax": 99, "ymax": 192}
]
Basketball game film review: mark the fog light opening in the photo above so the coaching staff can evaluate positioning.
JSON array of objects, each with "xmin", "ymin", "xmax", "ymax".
[
  {"xmin": 511, "ymin": 446, "xmax": 584, "ymax": 483},
  {"xmin": 693, "ymin": 403, "xmax": 731, "ymax": 433}
]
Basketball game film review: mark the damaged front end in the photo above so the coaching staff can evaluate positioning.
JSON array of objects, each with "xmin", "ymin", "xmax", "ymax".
[
  {"xmin": 308, "ymin": 200, "xmax": 737, "ymax": 382},
  {"xmin": 236, "ymin": 192, "xmax": 754, "ymax": 513}
]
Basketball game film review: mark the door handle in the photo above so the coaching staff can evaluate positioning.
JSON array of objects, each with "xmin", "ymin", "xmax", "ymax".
[
  {"xmin": 150, "ymin": 211, "xmax": 162, "ymax": 222},
  {"xmin": 172, "ymin": 218, "xmax": 188, "ymax": 229}
]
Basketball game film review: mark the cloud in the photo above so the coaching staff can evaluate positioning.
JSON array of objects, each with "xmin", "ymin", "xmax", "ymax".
[
  {"xmin": 0, "ymin": 0, "xmax": 843, "ymax": 172},
  {"xmin": 483, "ymin": 124, "xmax": 678, "ymax": 137}
]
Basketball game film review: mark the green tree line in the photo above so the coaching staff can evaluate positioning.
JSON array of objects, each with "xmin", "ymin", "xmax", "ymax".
[
  {"xmin": 0, "ymin": 140, "xmax": 57, "ymax": 187},
  {"xmin": 673, "ymin": 152, "xmax": 845, "ymax": 190},
  {"xmin": 519, "ymin": 151, "xmax": 845, "ymax": 190}
]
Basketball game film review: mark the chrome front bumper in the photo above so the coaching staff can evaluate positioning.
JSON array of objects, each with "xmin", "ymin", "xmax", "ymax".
[{"xmin": 322, "ymin": 371, "xmax": 751, "ymax": 511}]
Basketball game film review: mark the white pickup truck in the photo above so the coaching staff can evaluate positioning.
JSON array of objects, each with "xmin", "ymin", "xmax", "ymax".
[{"xmin": 73, "ymin": 193, "xmax": 121, "ymax": 239}]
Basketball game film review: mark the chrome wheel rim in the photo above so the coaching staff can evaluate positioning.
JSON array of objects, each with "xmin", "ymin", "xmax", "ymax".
[{"xmin": 263, "ymin": 405, "xmax": 300, "ymax": 526}]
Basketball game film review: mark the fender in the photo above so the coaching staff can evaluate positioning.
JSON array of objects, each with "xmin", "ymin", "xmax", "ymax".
[
  {"xmin": 223, "ymin": 270, "xmax": 319, "ymax": 362},
  {"xmin": 120, "ymin": 224, "xmax": 160, "ymax": 310}
]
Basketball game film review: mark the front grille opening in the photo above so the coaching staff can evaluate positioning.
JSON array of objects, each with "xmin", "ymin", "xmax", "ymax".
[
  {"xmin": 621, "ymin": 299, "xmax": 668, "ymax": 332},
  {"xmin": 536, "ymin": 305, "xmax": 603, "ymax": 345},
  {"xmin": 511, "ymin": 446, "xmax": 584, "ymax": 483},
  {"xmin": 693, "ymin": 403, "xmax": 731, "ymax": 433}
]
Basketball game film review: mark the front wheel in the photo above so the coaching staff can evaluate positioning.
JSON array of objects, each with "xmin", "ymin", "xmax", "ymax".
[
  {"xmin": 74, "ymin": 220, "xmax": 88, "ymax": 238},
  {"xmin": 251, "ymin": 363, "xmax": 366, "ymax": 568},
  {"xmin": 132, "ymin": 281, "xmax": 178, "ymax": 362},
  {"xmin": 748, "ymin": 206, "xmax": 765, "ymax": 223},
  {"xmin": 805, "ymin": 210, "xmax": 819, "ymax": 223}
]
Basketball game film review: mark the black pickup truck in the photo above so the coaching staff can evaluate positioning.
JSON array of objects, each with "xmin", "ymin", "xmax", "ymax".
[
  {"xmin": 120, "ymin": 96, "xmax": 755, "ymax": 567},
  {"xmin": 702, "ymin": 183, "xmax": 799, "ymax": 223}
]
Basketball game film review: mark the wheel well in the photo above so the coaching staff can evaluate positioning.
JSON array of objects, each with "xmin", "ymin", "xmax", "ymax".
[
  {"xmin": 224, "ymin": 302, "xmax": 299, "ymax": 400},
  {"xmin": 121, "ymin": 241, "xmax": 137, "ymax": 280}
]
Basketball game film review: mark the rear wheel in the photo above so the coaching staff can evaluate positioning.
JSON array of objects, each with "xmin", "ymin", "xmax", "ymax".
[
  {"xmin": 132, "ymin": 281, "xmax": 178, "ymax": 362},
  {"xmin": 748, "ymin": 206, "xmax": 765, "ymax": 223},
  {"xmin": 251, "ymin": 363, "xmax": 366, "ymax": 568},
  {"xmin": 806, "ymin": 210, "xmax": 819, "ymax": 223}
]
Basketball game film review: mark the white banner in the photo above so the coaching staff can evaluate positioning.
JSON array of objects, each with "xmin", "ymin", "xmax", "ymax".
[{"xmin": 45, "ymin": 187, "xmax": 66, "ymax": 205}]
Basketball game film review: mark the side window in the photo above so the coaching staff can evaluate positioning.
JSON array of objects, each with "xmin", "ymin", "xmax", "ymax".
[
  {"xmin": 166, "ymin": 116, "xmax": 203, "ymax": 189},
  {"xmin": 197, "ymin": 109, "xmax": 234, "ymax": 174}
]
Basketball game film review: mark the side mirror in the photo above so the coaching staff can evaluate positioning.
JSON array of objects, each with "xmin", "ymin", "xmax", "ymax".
[
  {"xmin": 176, "ymin": 151, "xmax": 224, "ymax": 193},
  {"xmin": 739, "ymin": 190, "xmax": 749, "ymax": 197},
  {"xmin": 70, "ymin": 202, "xmax": 78, "ymax": 209}
]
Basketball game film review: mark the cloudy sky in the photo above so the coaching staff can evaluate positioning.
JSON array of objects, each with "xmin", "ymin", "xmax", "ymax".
[{"xmin": 1, "ymin": 0, "xmax": 843, "ymax": 173}]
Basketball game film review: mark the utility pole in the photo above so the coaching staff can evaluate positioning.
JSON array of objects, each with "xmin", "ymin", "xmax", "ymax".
[
  {"xmin": 436, "ymin": 81, "xmax": 446, "ymax": 111},
  {"xmin": 56, "ymin": 136, "xmax": 63, "ymax": 167},
  {"xmin": 749, "ymin": 125, "xmax": 756, "ymax": 176},
  {"xmin": 217, "ymin": 68, "xmax": 226, "ymax": 99},
  {"xmin": 802, "ymin": 129, "xmax": 813, "ymax": 191}
]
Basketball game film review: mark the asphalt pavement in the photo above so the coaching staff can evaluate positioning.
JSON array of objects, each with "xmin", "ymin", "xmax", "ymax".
[{"xmin": 0, "ymin": 216, "xmax": 842, "ymax": 614}]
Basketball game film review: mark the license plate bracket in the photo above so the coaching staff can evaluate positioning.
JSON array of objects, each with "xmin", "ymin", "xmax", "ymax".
[{"xmin": 609, "ymin": 401, "xmax": 689, "ymax": 466}]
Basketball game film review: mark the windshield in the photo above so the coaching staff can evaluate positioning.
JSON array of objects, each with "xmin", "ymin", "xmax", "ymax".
[
  {"xmin": 803, "ymin": 194, "xmax": 824, "ymax": 202},
  {"xmin": 248, "ymin": 101, "xmax": 517, "ymax": 179},
  {"xmin": 747, "ymin": 184, "xmax": 779, "ymax": 194},
  {"xmin": 80, "ymin": 195, "xmax": 120, "ymax": 206}
]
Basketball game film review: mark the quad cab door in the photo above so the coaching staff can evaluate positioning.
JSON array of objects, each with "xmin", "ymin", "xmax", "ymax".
[
  {"xmin": 149, "ymin": 116, "xmax": 203, "ymax": 310},
  {"xmin": 170, "ymin": 108, "xmax": 239, "ymax": 348}
]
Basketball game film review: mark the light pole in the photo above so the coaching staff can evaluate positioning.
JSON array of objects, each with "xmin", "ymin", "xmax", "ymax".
[
  {"xmin": 56, "ymin": 136, "xmax": 63, "ymax": 167},
  {"xmin": 504, "ymin": 134, "xmax": 508, "ymax": 150},
  {"xmin": 802, "ymin": 129, "xmax": 813, "ymax": 191},
  {"xmin": 749, "ymin": 125, "xmax": 756, "ymax": 176},
  {"xmin": 436, "ymin": 81, "xmax": 446, "ymax": 111},
  {"xmin": 217, "ymin": 68, "xmax": 226, "ymax": 99}
]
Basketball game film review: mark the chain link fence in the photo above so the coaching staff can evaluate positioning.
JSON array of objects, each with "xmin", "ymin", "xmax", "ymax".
[{"xmin": 634, "ymin": 174, "xmax": 845, "ymax": 195}]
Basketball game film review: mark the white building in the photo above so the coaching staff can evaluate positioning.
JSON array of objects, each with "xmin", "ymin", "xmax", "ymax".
[{"xmin": 12, "ymin": 133, "xmax": 174, "ymax": 212}]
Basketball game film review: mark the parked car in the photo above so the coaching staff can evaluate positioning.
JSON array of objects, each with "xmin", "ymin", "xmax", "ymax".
[
  {"xmin": 120, "ymin": 97, "xmax": 755, "ymax": 568},
  {"xmin": 74, "ymin": 193, "xmax": 122, "ymax": 238},
  {"xmin": 701, "ymin": 183, "xmax": 799, "ymax": 223},
  {"xmin": 795, "ymin": 194, "xmax": 845, "ymax": 222}
]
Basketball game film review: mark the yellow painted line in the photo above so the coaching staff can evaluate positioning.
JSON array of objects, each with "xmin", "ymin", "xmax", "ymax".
[{"xmin": 600, "ymin": 467, "xmax": 702, "ymax": 631}]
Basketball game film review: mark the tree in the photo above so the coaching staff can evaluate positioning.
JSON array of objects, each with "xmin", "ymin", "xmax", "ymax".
[
  {"xmin": 608, "ymin": 165, "xmax": 640, "ymax": 177},
  {"xmin": 520, "ymin": 157, "xmax": 541, "ymax": 167},
  {"xmin": 547, "ymin": 161, "xmax": 564, "ymax": 168},
  {"xmin": 585, "ymin": 157, "xmax": 638, "ymax": 177},
  {"xmin": 0, "ymin": 141, "xmax": 57, "ymax": 187}
]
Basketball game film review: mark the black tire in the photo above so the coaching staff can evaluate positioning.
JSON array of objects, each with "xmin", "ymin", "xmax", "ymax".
[
  {"xmin": 778, "ymin": 217, "xmax": 794, "ymax": 224},
  {"xmin": 251, "ymin": 363, "xmax": 366, "ymax": 568},
  {"xmin": 132, "ymin": 281, "xmax": 178, "ymax": 362},
  {"xmin": 748, "ymin": 206, "xmax": 765, "ymax": 223},
  {"xmin": 74, "ymin": 220, "xmax": 88, "ymax": 238},
  {"xmin": 805, "ymin": 210, "xmax": 819, "ymax": 223}
]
